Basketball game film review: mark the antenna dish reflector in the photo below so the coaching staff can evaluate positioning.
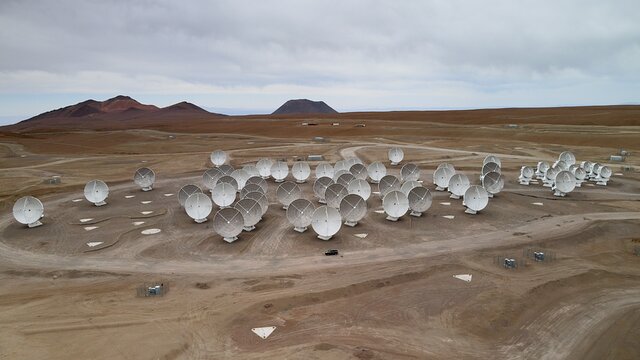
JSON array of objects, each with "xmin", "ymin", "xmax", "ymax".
[
  {"xmin": 339, "ymin": 194, "xmax": 367, "ymax": 227},
  {"xmin": 286, "ymin": 198, "xmax": 315, "ymax": 232},
  {"xmin": 482, "ymin": 171, "xmax": 504, "ymax": 197},
  {"xmin": 378, "ymin": 175, "xmax": 401, "ymax": 198},
  {"xmin": 334, "ymin": 160, "xmax": 350, "ymax": 174},
  {"xmin": 242, "ymin": 164, "xmax": 260, "ymax": 178},
  {"xmin": 241, "ymin": 183, "xmax": 264, "ymax": 198},
  {"xmin": 436, "ymin": 163, "xmax": 456, "ymax": 173},
  {"xmin": 218, "ymin": 164, "xmax": 234, "ymax": 176},
  {"xmin": 271, "ymin": 161, "xmax": 289, "ymax": 182},
  {"xmin": 595, "ymin": 165, "xmax": 611, "ymax": 185},
  {"xmin": 483, "ymin": 155, "xmax": 501, "ymax": 167},
  {"xmin": 211, "ymin": 182, "xmax": 237, "ymax": 208},
  {"xmin": 448, "ymin": 174, "xmax": 470, "ymax": 199},
  {"xmin": 246, "ymin": 176, "xmax": 268, "ymax": 194},
  {"xmin": 134, "ymin": 167, "xmax": 155, "ymax": 191},
  {"xmin": 234, "ymin": 198, "xmax": 262, "ymax": 231},
  {"xmin": 325, "ymin": 183, "xmax": 349, "ymax": 208},
  {"xmin": 400, "ymin": 163, "xmax": 420, "ymax": 182},
  {"xmin": 84, "ymin": 180, "xmax": 109, "ymax": 206},
  {"xmin": 382, "ymin": 190, "xmax": 409, "ymax": 221},
  {"xmin": 536, "ymin": 161, "xmax": 550, "ymax": 179},
  {"xmin": 347, "ymin": 178, "xmax": 371, "ymax": 200},
  {"xmin": 13, "ymin": 196, "xmax": 44, "ymax": 227},
  {"xmin": 558, "ymin": 151, "xmax": 576, "ymax": 166},
  {"xmin": 178, "ymin": 184, "xmax": 202, "ymax": 206},
  {"xmin": 543, "ymin": 167, "xmax": 559, "ymax": 187},
  {"xmin": 349, "ymin": 163, "xmax": 368, "ymax": 180},
  {"xmin": 213, "ymin": 207, "xmax": 244, "ymax": 243},
  {"xmin": 256, "ymin": 158, "xmax": 273, "ymax": 179},
  {"xmin": 553, "ymin": 160, "xmax": 568, "ymax": 171},
  {"xmin": 463, "ymin": 185, "xmax": 489, "ymax": 214},
  {"xmin": 216, "ymin": 175, "xmax": 239, "ymax": 192},
  {"xmin": 367, "ymin": 162, "xmax": 387, "ymax": 183},
  {"xmin": 481, "ymin": 162, "xmax": 501, "ymax": 179},
  {"xmin": 184, "ymin": 192, "xmax": 213, "ymax": 223},
  {"xmin": 210, "ymin": 150, "xmax": 227, "ymax": 166},
  {"xmin": 315, "ymin": 162, "xmax": 334, "ymax": 179},
  {"xmin": 519, "ymin": 166, "xmax": 534, "ymax": 185},
  {"xmin": 276, "ymin": 181, "xmax": 301, "ymax": 209},
  {"xmin": 332, "ymin": 170, "xmax": 349, "ymax": 183},
  {"xmin": 552, "ymin": 170, "xmax": 576, "ymax": 196},
  {"xmin": 400, "ymin": 180, "xmax": 421, "ymax": 195},
  {"xmin": 203, "ymin": 168, "xmax": 223, "ymax": 191},
  {"xmin": 244, "ymin": 191, "xmax": 269, "ymax": 216},
  {"xmin": 311, "ymin": 205, "xmax": 342, "ymax": 240},
  {"xmin": 581, "ymin": 161, "xmax": 594, "ymax": 174},
  {"xmin": 292, "ymin": 161, "xmax": 311, "ymax": 183},
  {"xmin": 313, "ymin": 177, "xmax": 334, "ymax": 204},
  {"xmin": 573, "ymin": 167, "xmax": 586, "ymax": 187},
  {"xmin": 337, "ymin": 173, "xmax": 356, "ymax": 188},
  {"xmin": 231, "ymin": 169, "xmax": 250, "ymax": 190},
  {"xmin": 388, "ymin": 147, "xmax": 404, "ymax": 165},
  {"xmin": 433, "ymin": 167, "xmax": 455, "ymax": 191},
  {"xmin": 408, "ymin": 186, "xmax": 432, "ymax": 216}
]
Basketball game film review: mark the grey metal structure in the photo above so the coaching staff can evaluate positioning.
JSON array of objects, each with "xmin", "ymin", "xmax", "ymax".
[
  {"xmin": 313, "ymin": 176, "xmax": 334, "ymax": 204},
  {"xmin": 213, "ymin": 207, "xmax": 244, "ymax": 243},
  {"xmin": 178, "ymin": 184, "xmax": 202, "ymax": 207},
  {"xmin": 84, "ymin": 180, "xmax": 109, "ymax": 206},
  {"xmin": 408, "ymin": 186, "xmax": 432, "ymax": 217},
  {"xmin": 382, "ymin": 190, "xmax": 409, "ymax": 221},
  {"xmin": 184, "ymin": 192, "xmax": 213, "ymax": 223},
  {"xmin": 13, "ymin": 196, "xmax": 44, "ymax": 228},
  {"xmin": 276, "ymin": 181, "xmax": 301, "ymax": 210},
  {"xmin": 286, "ymin": 198, "xmax": 315, "ymax": 232},
  {"xmin": 134, "ymin": 167, "xmax": 155, "ymax": 191},
  {"xmin": 339, "ymin": 194, "xmax": 367, "ymax": 227}
]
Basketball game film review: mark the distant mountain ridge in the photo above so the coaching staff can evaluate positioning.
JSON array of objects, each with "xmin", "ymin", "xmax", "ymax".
[{"xmin": 272, "ymin": 99, "xmax": 338, "ymax": 115}]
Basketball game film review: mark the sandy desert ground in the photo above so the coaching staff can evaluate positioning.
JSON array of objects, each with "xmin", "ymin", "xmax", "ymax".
[{"xmin": 0, "ymin": 109, "xmax": 639, "ymax": 359}]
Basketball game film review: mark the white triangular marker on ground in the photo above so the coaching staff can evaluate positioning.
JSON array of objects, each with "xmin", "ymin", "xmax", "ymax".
[
  {"xmin": 125, "ymin": 195, "xmax": 135, "ymax": 199},
  {"xmin": 132, "ymin": 221, "xmax": 145, "ymax": 226},
  {"xmin": 79, "ymin": 218, "xmax": 93, "ymax": 223},
  {"xmin": 453, "ymin": 274, "xmax": 472, "ymax": 282},
  {"xmin": 372, "ymin": 191, "xmax": 380, "ymax": 195},
  {"xmin": 374, "ymin": 210, "xmax": 385, "ymax": 214},
  {"xmin": 163, "ymin": 193, "xmax": 174, "ymax": 197},
  {"xmin": 72, "ymin": 198, "xmax": 83, "ymax": 202},
  {"xmin": 614, "ymin": 173, "xmax": 623, "ymax": 176},
  {"xmin": 84, "ymin": 226, "xmax": 98, "ymax": 231},
  {"xmin": 440, "ymin": 202, "xmax": 451, "ymax": 206},
  {"xmin": 251, "ymin": 326, "xmax": 276, "ymax": 339},
  {"xmin": 141, "ymin": 211, "xmax": 153, "ymax": 215},
  {"xmin": 141, "ymin": 201, "xmax": 152, "ymax": 204},
  {"xmin": 586, "ymin": 183, "xmax": 595, "ymax": 187},
  {"xmin": 86, "ymin": 241, "xmax": 103, "ymax": 247},
  {"xmin": 354, "ymin": 233, "xmax": 368, "ymax": 238},
  {"xmin": 532, "ymin": 202, "xmax": 543, "ymax": 206},
  {"xmin": 443, "ymin": 215, "xmax": 455, "ymax": 219}
]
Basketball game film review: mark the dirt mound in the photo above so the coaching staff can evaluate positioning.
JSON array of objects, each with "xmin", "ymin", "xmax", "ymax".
[{"xmin": 272, "ymin": 99, "xmax": 338, "ymax": 115}]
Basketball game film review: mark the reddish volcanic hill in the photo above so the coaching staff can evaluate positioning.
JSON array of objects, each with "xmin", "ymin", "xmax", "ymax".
[{"xmin": 272, "ymin": 99, "xmax": 338, "ymax": 115}]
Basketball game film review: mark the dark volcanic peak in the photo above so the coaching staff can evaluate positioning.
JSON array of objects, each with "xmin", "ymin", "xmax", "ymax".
[
  {"xmin": 272, "ymin": 99, "xmax": 338, "ymax": 115},
  {"xmin": 25, "ymin": 95, "xmax": 158, "ymax": 121},
  {"xmin": 162, "ymin": 101, "xmax": 208, "ymax": 112}
]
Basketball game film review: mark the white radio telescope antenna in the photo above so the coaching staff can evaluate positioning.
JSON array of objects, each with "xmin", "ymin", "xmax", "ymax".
[
  {"xmin": 134, "ymin": 167, "xmax": 155, "ymax": 191},
  {"xmin": 543, "ymin": 167, "xmax": 559, "ymax": 187},
  {"xmin": 242, "ymin": 164, "xmax": 260, "ymax": 178},
  {"xmin": 400, "ymin": 163, "xmax": 420, "ymax": 182},
  {"xmin": 382, "ymin": 190, "xmax": 409, "ymax": 221},
  {"xmin": 213, "ymin": 207, "xmax": 244, "ymax": 243},
  {"xmin": 276, "ymin": 181, "xmax": 301, "ymax": 209},
  {"xmin": 271, "ymin": 161, "xmax": 289, "ymax": 183},
  {"xmin": 573, "ymin": 167, "xmax": 586, "ymax": 187},
  {"xmin": 596, "ymin": 165, "xmax": 611, "ymax": 186},
  {"xmin": 400, "ymin": 180, "xmax": 421, "ymax": 195},
  {"xmin": 340, "ymin": 194, "xmax": 367, "ymax": 227},
  {"xmin": 179, "ymin": 184, "xmax": 202, "ymax": 207},
  {"xmin": 367, "ymin": 162, "xmax": 387, "ymax": 184},
  {"xmin": 463, "ymin": 185, "xmax": 489, "ymax": 214},
  {"xmin": 552, "ymin": 170, "xmax": 576, "ymax": 197},
  {"xmin": 483, "ymin": 155, "xmax": 501, "ymax": 167},
  {"xmin": 332, "ymin": 170, "xmax": 349, "ymax": 183},
  {"xmin": 218, "ymin": 164, "xmax": 234, "ymax": 176},
  {"xmin": 536, "ymin": 161, "xmax": 550, "ymax": 179},
  {"xmin": 347, "ymin": 179, "xmax": 371, "ymax": 200},
  {"xmin": 558, "ymin": 151, "xmax": 576, "ymax": 166},
  {"xmin": 244, "ymin": 191, "xmax": 269, "ymax": 217},
  {"xmin": 246, "ymin": 176, "xmax": 268, "ymax": 194},
  {"xmin": 203, "ymin": 168, "xmax": 223, "ymax": 193},
  {"xmin": 388, "ymin": 147, "xmax": 404, "ymax": 166},
  {"xmin": 241, "ymin": 184, "xmax": 264, "ymax": 198},
  {"xmin": 447, "ymin": 174, "xmax": 470, "ymax": 199},
  {"xmin": 337, "ymin": 173, "xmax": 356, "ymax": 188},
  {"xmin": 315, "ymin": 162, "xmax": 334, "ymax": 179},
  {"xmin": 84, "ymin": 180, "xmax": 109, "ymax": 206},
  {"xmin": 325, "ymin": 183, "xmax": 349, "ymax": 208},
  {"xmin": 313, "ymin": 177, "xmax": 334, "ymax": 204},
  {"xmin": 378, "ymin": 175, "xmax": 401, "ymax": 198},
  {"xmin": 349, "ymin": 163, "xmax": 368, "ymax": 180},
  {"xmin": 292, "ymin": 161, "xmax": 311, "ymax": 183},
  {"xmin": 553, "ymin": 160, "xmax": 568, "ymax": 171},
  {"xmin": 481, "ymin": 162, "xmax": 501, "ymax": 180},
  {"xmin": 334, "ymin": 160, "xmax": 350, "ymax": 174},
  {"xmin": 286, "ymin": 198, "xmax": 315, "ymax": 232},
  {"xmin": 311, "ymin": 205, "xmax": 342, "ymax": 240},
  {"xmin": 408, "ymin": 186, "xmax": 432, "ymax": 217},
  {"xmin": 482, "ymin": 171, "xmax": 504, "ymax": 197},
  {"xmin": 231, "ymin": 169, "xmax": 250, "ymax": 190},
  {"xmin": 436, "ymin": 163, "xmax": 456, "ymax": 173},
  {"xmin": 256, "ymin": 158, "xmax": 273, "ymax": 179},
  {"xmin": 210, "ymin": 150, "xmax": 227, "ymax": 166},
  {"xmin": 234, "ymin": 198, "xmax": 262, "ymax": 231},
  {"xmin": 13, "ymin": 196, "xmax": 44, "ymax": 228},
  {"xmin": 518, "ymin": 166, "xmax": 534, "ymax": 185},
  {"xmin": 433, "ymin": 167, "xmax": 455, "ymax": 191},
  {"xmin": 216, "ymin": 175, "xmax": 239, "ymax": 192},
  {"xmin": 184, "ymin": 192, "xmax": 212, "ymax": 223},
  {"xmin": 211, "ymin": 182, "xmax": 237, "ymax": 208}
]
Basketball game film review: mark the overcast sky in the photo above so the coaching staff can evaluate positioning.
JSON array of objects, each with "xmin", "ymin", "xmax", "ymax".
[{"xmin": 1, "ymin": 0, "xmax": 639, "ymax": 122}]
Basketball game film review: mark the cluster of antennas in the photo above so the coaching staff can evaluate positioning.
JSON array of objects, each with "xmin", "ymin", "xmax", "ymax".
[{"xmin": 518, "ymin": 151, "xmax": 612, "ymax": 197}]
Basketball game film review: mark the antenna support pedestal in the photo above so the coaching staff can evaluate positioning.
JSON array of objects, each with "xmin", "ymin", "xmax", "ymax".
[
  {"xmin": 194, "ymin": 218, "xmax": 208, "ymax": 224},
  {"xmin": 141, "ymin": 186, "xmax": 153, "ymax": 192},
  {"xmin": 28, "ymin": 220, "xmax": 43, "ymax": 228},
  {"xmin": 243, "ymin": 225, "xmax": 255, "ymax": 232},
  {"xmin": 94, "ymin": 201, "xmax": 107, "ymax": 206},
  {"xmin": 317, "ymin": 235, "xmax": 332, "ymax": 241},
  {"xmin": 464, "ymin": 208, "xmax": 477, "ymax": 215},
  {"xmin": 223, "ymin": 236, "xmax": 238, "ymax": 243},
  {"xmin": 449, "ymin": 194, "xmax": 460, "ymax": 199},
  {"xmin": 385, "ymin": 215, "xmax": 400, "ymax": 222},
  {"xmin": 344, "ymin": 220, "xmax": 358, "ymax": 227},
  {"xmin": 410, "ymin": 211, "xmax": 422, "ymax": 217},
  {"xmin": 293, "ymin": 226, "xmax": 307, "ymax": 233}
]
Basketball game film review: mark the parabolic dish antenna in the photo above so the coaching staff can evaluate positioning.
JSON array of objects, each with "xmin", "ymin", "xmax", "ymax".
[
  {"xmin": 286, "ymin": 198, "xmax": 315, "ymax": 232},
  {"xmin": 345, "ymin": 157, "xmax": 361, "ymax": 167},
  {"xmin": 349, "ymin": 163, "xmax": 368, "ymax": 180},
  {"xmin": 400, "ymin": 180, "xmax": 421, "ymax": 195},
  {"xmin": 596, "ymin": 165, "xmax": 612, "ymax": 185},
  {"xmin": 84, "ymin": 180, "xmax": 109, "ymax": 206},
  {"xmin": 581, "ymin": 161, "xmax": 594, "ymax": 174},
  {"xmin": 367, "ymin": 162, "xmax": 387, "ymax": 184},
  {"xmin": 519, "ymin": 166, "xmax": 534, "ymax": 185},
  {"xmin": 552, "ymin": 170, "xmax": 576, "ymax": 197},
  {"xmin": 543, "ymin": 167, "xmax": 559, "ymax": 187},
  {"xmin": 246, "ymin": 176, "xmax": 268, "ymax": 194},
  {"xmin": 203, "ymin": 168, "xmax": 223, "ymax": 192},
  {"xmin": 333, "ymin": 170, "xmax": 350, "ymax": 183},
  {"xmin": 378, "ymin": 175, "xmax": 401, "ymax": 198},
  {"xmin": 315, "ymin": 162, "xmax": 334, "ymax": 179},
  {"xmin": 184, "ymin": 192, "xmax": 213, "ymax": 223},
  {"xmin": 559, "ymin": 151, "xmax": 576, "ymax": 166},
  {"xmin": 211, "ymin": 182, "xmax": 237, "ymax": 208},
  {"xmin": 234, "ymin": 198, "xmax": 262, "ymax": 231},
  {"xmin": 276, "ymin": 181, "xmax": 301, "ymax": 209},
  {"xmin": 231, "ymin": 169, "xmax": 249, "ymax": 190},
  {"xmin": 436, "ymin": 163, "xmax": 456, "ymax": 173},
  {"xmin": 483, "ymin": 155, "xmax": 501, "ymax": 167},
  {"xmin": 400, "ymin": 163, "xmax": 420, "ymax": 182},
  {"xmin": 553, "ymin": 160, "xmax": 568, "ymax": 171},
  {"xmin": 448, "ymin": 174, "xmax": 470, "ymax": 199},
  {"xmin": 313, "ymin": 177, "xmax": 334, "ymax": 204},
  {"xmin": 292, "ymin": 161, "xmax": 311, "ymax": 183},
  {"xmin": 271, "ymin": 161, "xmax": 289, "ymax": 183},
  {"xmin": 408, "ymin": 186, "xmax": 432, "ymax": 217},
  {"xmin": 134, "ymin": 167, "xmax": 155, "ymax": 191},
  {"xmin": 13, "ymin": 196, "xmax": 44, "ymax": 228},
  {"xmin": 388, "ymin": 147, "xmax": 404, "ymax": 166},
  {"xmin": 382, "ymin": 190, "xmax": 409, "ymax": 221},
  {"xmin": 311, "ymin": 205, "xmax": 342, "ymax": 240},
  {"xmin": 337, "ymin": 172, "xmax": 356, "ymax": 188},
  {"xmin": 218, "ymin": 164, "xmax": 234, "ymax": 176},
  {"xmin": 481, "ymin": 162, "xmax": 501, "ymax": 179},
  {"xmin": 213, "ymin": 207, "xmax": 244, "ymax": 243},
  {"xmin": 256, "ymin": 158, "xmax": 273, "ymax": 179},
  {"xmin": 463, "ymin": 185, "xmax": 489, "ymax": 215},
  {"xmin": 433, "ymin": 167, "xmax": 455, "ymax": 191},
  {"xmin": 242, "ymin": 164, "xmax": 260, "ymax": 178},
  {"xmin": 325, "ymin": 183, "xmax": 349, "ymax": 208},
  {"xmin": 210, "ymin": 150, "xmax": 227, "ymax": 166},
  {"xmin": 536, "ymin": 161, "xmax": 550, "ymax": 179},
  {"xmin": 347, "ymin": 179, "xmax": 371, "ymax": 200},
  {"xmin": 241, "ymin": 183, "xmax": 264, "ymax": 198},
  {"xmin": 216, "ymin": 175, "xmax": 239, "ymax": 192},
  {"xmin": 591, "ymin": 163, "xmax": 602, "ymax": 179},
  {"xmin": 482, "ymin": 171, "xmax": 504, "ymax": 197},
  {"xmin": 334, "ymin": 160, "xmax": 350, "ymax": 174},
  {"xmin": 568, "ymin": 164, "xmax": 579, "ymax": 174},
  {"xmin": 339, "ymin": 193, "xmax": 367, "ymax": 227},
  {"xmin": 178, "ymin": 184, "xmax": 202, "ymax": 207},
  {"xmin": 244, "ymin": 191, "xmax": 269, "ymax": 216},
  {"xmin": 573, "ymin": 167, "xmax": 586, "ymax": 187}
]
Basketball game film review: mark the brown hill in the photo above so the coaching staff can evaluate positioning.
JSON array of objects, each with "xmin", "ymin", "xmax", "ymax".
[{"xmin": 272, "ymin": 99, "xmax": 338, "ymax": 115}]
